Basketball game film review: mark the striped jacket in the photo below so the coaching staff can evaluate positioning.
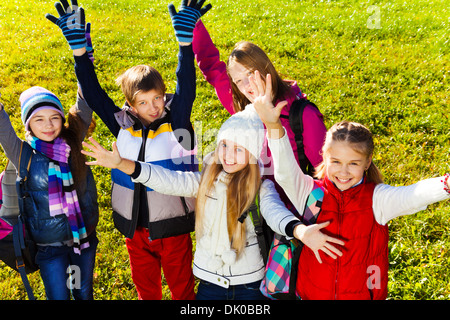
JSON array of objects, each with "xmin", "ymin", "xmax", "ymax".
[{"xmin": 112, "ymin": 104, "xmax": 197, "ymax": 238}]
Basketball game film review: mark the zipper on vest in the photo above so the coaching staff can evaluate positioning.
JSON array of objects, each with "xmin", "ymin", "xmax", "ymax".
[
  {"xmin": 335, "ymin": 192, "xmax": 345, "ymax": 300},
  {"xmin": 130, "ymin": 125, "xmax": 148, "ymax": 239}
]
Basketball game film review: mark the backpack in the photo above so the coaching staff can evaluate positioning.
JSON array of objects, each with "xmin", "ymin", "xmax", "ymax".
[
  {"xmin": 237, "ymin": 192, "xmax": 273, "ymax": 264},
  {"xmin": 243, "ymin": 180, "xmax": 325, "ymax": 300},
  {"xmin": 280, "ymin": 97, "xmax": 321, "ymax": 176},
  {"xmin": 0, "ymin": 142, "xmax": 38, "ymax": 300}
]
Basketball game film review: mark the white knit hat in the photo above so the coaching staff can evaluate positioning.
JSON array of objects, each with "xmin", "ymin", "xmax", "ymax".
[{"xmin": 216, "ymin": 104, "xmax": 265, "ymax": 160}]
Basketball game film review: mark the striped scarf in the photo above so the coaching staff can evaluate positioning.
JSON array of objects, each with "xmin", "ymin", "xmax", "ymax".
[{"xmin": 28, "ymin": 136, "xmax": 89, "ymax": 254}]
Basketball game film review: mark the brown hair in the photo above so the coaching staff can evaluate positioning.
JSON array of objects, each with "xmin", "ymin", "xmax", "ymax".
[
  {"xmin": 226, "ymin": 41, "xmax": 291, "ymax": 112},
  {"xmin": 60, "ymin": 106, "xmax": 96, "ymax": 188},
  {"xmin": 116, "ymin": 65, "xmax": 166, "ymax": 106},
  {"xmin": 195, "ymin": 150, "xmax": 261, "ymax": 257},
  {"xmin": 315, "ymin": 121, "xmax": 383, "ymax": 184},
  {"xmin": 27, "ymin": 105, "xmax": 96, "ymax": 188}
]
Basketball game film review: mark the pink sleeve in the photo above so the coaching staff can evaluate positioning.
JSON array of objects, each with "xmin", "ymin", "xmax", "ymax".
[
  {"xmin": 301, "ymin": 105, "xmax": 327, "ymax": 167},
  {"xmin": 192, "ymin": 20, "xmax": 235, "ymax": 115}
]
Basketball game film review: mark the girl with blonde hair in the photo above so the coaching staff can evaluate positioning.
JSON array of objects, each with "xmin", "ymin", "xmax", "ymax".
[
  {"xmin": 252, "ymin": 71, "xmax": 450, "ymax": 300},
  {"xmin": 81, "ymin": 104, "xmax": 343, "ymax": 300}
]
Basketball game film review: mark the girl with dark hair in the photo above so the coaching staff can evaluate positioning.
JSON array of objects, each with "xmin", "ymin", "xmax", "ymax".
[{"xmin": 0, "ymin": 86, "xmax": 99, "ymax": 300}]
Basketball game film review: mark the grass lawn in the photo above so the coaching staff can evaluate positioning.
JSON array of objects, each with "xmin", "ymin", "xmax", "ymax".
[{"xmin": 0, "ymin": 0, "xmax": 449, "ymax": 300}]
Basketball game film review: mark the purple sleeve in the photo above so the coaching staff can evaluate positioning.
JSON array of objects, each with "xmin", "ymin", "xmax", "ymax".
[{"xmin": 192, "ymin": 20, "xmax": 235, "ymax": 115}]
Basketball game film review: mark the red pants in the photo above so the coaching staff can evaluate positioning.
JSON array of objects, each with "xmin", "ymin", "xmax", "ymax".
[{"xmin": 126, "ymin": 227, "xmax": 195, "ymax": 300}]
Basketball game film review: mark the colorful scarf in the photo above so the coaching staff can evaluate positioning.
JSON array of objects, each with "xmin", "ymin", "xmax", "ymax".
[{"xmin": 28, "ymin": 136, "xmax": 89, "ymax": 254}]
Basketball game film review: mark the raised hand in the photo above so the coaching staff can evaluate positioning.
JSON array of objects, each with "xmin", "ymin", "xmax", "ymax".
[
  {"xmin": 82, "ymin": 137, "xmax": 122, "ymax": 168},
  {"xmin": 168, "ymin": 0, "xmax": 212, "ymax": 44},
  {"xmin": 250, "ymin": 70, "xmax": 287, "ymax": 139},
  {"xmin": 46, "ymin": 0, "xmax": 87, "ymax": 50},
  {"xmin": 81, "ymin": 137, "xmax": 137, "ymax": 175},
  {"xmin": 294, "ymin": 221, "xmax": 345, "ymax": 264}
]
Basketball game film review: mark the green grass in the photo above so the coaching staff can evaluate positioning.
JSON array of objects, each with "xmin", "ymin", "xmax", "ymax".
[{"xmin": 0, "ymin": 0, "xmax": 449, "ymax": 300}]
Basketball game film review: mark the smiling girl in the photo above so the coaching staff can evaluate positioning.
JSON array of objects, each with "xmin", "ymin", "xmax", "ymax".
[
  {"xmin": 251, "ymin": 72, "xmax": 450, "ymax": 300},
  {"xmin": 0, "ymin": 86, "xmax": 99, "ymax": 300},
  {"xmin": 192, "ymin": 18, "xmax": 327, "ymax": 176}
]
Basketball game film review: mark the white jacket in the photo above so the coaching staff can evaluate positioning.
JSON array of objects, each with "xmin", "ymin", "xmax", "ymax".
[
  {"xmin": 132, "ymin": 160, "xmax": 300, "ymax": 288},
  {"xmin": 267, "ymin": 130, "xmax": 450, "ymax": 226}
]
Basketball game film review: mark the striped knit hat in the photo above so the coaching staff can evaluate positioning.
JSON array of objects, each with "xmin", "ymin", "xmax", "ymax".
[{"xmin": 20, "ymin": 86, "xmax": 65, "ymax": 131}]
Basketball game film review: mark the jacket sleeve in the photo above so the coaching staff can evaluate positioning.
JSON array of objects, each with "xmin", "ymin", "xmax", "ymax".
[
  {"xmin": 72, "ymin": 92, "xmax": 93, "ymax": 141},
  {"xmin": 0, "ymin": 108, "xmax": 23, "ymax": 169},
  {"xmin": 131, "ymin": 161, "xmax": 201, "ymax": 198},
  {"xmin": 259, "ymin": 179, "xmax": 301, "ymax": 236},
  {"xmin": 373, "ymin": 177, "xmax": 450, "ymax": 225},
  {"xmin": 192, "ymin": 20, "xmax": 235, "ymax": 115},
  {"xmin": 74, "ymin": 52, "xmax": 122, "ymax": 137},
  {"xmin": 169, "ymin": 44, "xmax": 196, "ymax": 151},
  {"xmin": 267, "ymin": 129, "xmax": 315, "ymax": 216}
]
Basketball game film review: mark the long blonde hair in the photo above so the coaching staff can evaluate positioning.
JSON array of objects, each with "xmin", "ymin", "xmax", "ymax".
[
  {"xmin": 195, "ymin": 150, "xmax": 261, "ymax": 257},
  {"xmin": 315, "ymin": 121, "xmax": 383, "ymax": 184}
]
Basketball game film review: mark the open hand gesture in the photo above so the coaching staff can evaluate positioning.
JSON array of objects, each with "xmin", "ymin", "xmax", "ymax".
[
  {"xmin": 82, "ymin": 137, "xmax": 123, "ymax": 169},
  {"xmin": 168, "ymin": 0, "xmax": 212, "ymax": 44},
  {"xmin": 82, "ymin": 137, "xmax": 137, "ymax": 175},
  {"xmin": 46, "ymin": 0, "xmax": 87, "ymax": 50},
  {"xmin": 294, "ymin": 221, "xmax": 345, "ymax": 264},
  {"xmin": 250, "ymin": 70, "xmax": 287, "ymax": 138}
]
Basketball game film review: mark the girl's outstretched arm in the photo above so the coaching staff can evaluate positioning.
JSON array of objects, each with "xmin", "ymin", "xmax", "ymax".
[
  {"xmin": 81, "ymin": 137, "xmax": 135, "ymax": 175},
  {"xmin": 373, "ymin": 176, "xmax": 450, "ymax": 225},
  {"xmin": 260, "ymin": 179, "xmax": 345, "ymax": 264},
  {"xmin": 82, "ymin": 136, "xmax": 201, "ymax": 198}
]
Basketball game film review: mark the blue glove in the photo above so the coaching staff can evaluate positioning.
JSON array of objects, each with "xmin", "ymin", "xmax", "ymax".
[
  {"xmin": 45, "ymin": 0, "xmax": 87, "ymax": 50},
  {"xmin": 85, "ymin": 22, "xmax": 94, "ymax": 62},
  {"xmin": 168, "ymin": 0, "xmax": 212, "ymax": 43}
]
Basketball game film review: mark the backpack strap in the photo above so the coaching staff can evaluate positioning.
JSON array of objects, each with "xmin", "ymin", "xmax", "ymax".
[
  {"xmin": 288, "ymin": 181, "xmax": 325, "ymax": 298},
  {"xmin": 16, "ymin": 142, "xmax": 32, "ymax": 218},
  {"xmin": 238, "ymin": 191, "xmax": 273, "ymax": 264},
  {"xmin": 281, "ymin": 98, "xmax": 318, "ymax": 177},
  {"xmin": 13, "ymin": 220, "xmax": 35, "ymax": 300},
  {"xmin": 17, "ymin": 141, "xmax": 32, "ymax": 183},
  {"xmin": 14, "ymin": 142, "xmax": 35, "ymax": 300}
]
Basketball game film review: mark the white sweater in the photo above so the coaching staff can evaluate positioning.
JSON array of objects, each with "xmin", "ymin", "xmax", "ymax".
[
  {"xmin": 267, "ymin": 131, "xmax": 450, "ymax": 226},
  {"xmin": 132, "ymin": 161, "xmax": 300, "ymax": 288}
]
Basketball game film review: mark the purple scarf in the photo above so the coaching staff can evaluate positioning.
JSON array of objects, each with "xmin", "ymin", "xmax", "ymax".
[{"xmin": 28, "ymin": 136, "xmax": 89, "ymax": 254}]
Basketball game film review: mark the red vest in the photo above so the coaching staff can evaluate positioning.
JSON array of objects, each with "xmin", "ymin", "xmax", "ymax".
[{"xmin": 296, "ymin": 178, "xmax": 389, "ymax": 300}]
